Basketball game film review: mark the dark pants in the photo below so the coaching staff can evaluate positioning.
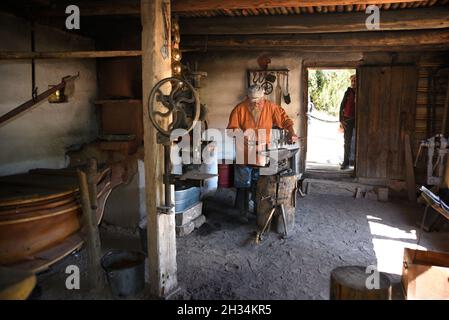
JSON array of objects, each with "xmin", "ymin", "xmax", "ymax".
[
  {"xmin": 342, "ymin": 117, "xmax": 355, "ymax": 165},
  {"xmin": 234, "ymin": 166, "xmax": 259, "ymax": 219},
  {"xmin": 235, "ymin": 188, "xmax": 250, "ymax": 218}
]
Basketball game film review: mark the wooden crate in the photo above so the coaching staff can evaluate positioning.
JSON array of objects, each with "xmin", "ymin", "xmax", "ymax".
[
  {"xmin": 96, "ymin": 99, "xmax": 143, "ymax": 148},
  {"xmin": 402, "ymin": 248, "xmax": 449, "ymax": 300},
  {"xmin": 97, "ymin": 58, "xmax": 142, "ymax": 99}
]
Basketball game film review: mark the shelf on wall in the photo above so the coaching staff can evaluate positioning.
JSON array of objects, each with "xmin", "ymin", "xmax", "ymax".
[{"xmin": 95, "ymin": 99, "xmax": 142, "ymax": 105}]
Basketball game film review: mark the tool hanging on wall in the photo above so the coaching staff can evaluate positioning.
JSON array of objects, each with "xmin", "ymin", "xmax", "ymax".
[
  {"xmin": 261, "ymin": 81, "xmax": 273, "ymax": 95},
  {"xmin": 0, "ymin": 74, "xmax": 79, "ymax": 127},
  {"xmin": 265, "ymin": 72, "xmax": 276, "ymax": 83},
  {"xmin": 283, "ymin": 72, "xmax": 291, "ymax": 104},
  {"xmin": 252, "ymin": 72, "xmax": 262, "ymax": 85},
  {"xmin": 275, "ymin": 72, "xmax": 282, "ymax": 105},
  {"xmin": 160, "ymin": 1, "xmax": 170, "ymax": 60},
  {"xmin": 31, "ymin": 22, "xmax": 37, "ymax": 100},
  {"xmin": 247, "ymin": 69, "xmax": 290, "ymax": 98}
]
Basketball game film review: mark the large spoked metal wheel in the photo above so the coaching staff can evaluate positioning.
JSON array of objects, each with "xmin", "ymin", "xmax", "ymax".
[{"xmin": 148, "ymin": 77, "xmax": 200, "ymax": 137}]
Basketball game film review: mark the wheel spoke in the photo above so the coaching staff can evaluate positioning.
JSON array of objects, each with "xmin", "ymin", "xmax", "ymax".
[
  {"xmin": 154, "ymin": 110, "xmax": 172, "ymax": 117},
  {"xmin": 157, "ymin": 94, "xmax": 173, "ymax": 111}
]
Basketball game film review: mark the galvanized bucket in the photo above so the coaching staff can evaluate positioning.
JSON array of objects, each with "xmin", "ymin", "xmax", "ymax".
[{"xmin": 101, "ymin": 249, "xmax": 145, "ymax": 298}]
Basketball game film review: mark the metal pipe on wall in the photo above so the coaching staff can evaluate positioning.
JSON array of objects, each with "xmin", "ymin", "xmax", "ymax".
[
  {"xmin": 441, "ymin": 77, "xmax": 449, "ymax": 135},
  {"xmin": 31, "ymin": 21, "xmax": 37, "ymax": 100}
]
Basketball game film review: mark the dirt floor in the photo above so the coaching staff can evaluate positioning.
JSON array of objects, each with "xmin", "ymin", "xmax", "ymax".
[{"xmin": 34, "ymin": 192, "xmax": 449, "ymax": 300}]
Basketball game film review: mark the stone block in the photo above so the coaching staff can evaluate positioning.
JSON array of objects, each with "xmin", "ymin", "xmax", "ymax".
[
  {"xmin": 193, "ymin": 214, "xmax": 206, "ymax": 229},
  {"xmin": 364, "ymin": 190, "xmax": 378, "ymax": 201},
  {"xmin": 176, "ymin": 221, "xmax": 195, "ymax": 237},
  {"xmin": 175, "ymin": 201, "xmax": 202, "ymax": 226},
  {"xmin": 377, "ymin": 187, "xmax": 389, "ymax": 202}
]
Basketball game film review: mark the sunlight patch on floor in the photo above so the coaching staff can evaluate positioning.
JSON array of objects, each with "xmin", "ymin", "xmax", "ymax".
[{"xmin": 367, "ymin": 218, "xmax": 427, "ymax": 275}]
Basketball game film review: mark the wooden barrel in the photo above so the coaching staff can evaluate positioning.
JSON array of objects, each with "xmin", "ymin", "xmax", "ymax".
[
  {"xmin": 0, "ymin": 168, "xmax": 115, "ymax": 267},
  {"xmin": 0, "ymin": 204, "xmax": 81, "ymax": 265},
  {"xmin": 0, "ymin": 194, "xmax": 78, "ymax": 216},
  {"xmin": 330, "ymin": 266, "xmax": 392, "ymax": 300},
  {"xmin": 255, "ymin": 174, "xmax": 296, "ymax": 234}
]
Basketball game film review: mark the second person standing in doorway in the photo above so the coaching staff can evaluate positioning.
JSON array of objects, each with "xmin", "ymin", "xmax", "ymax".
[{"xmin": 339, "ymin": 74, "xmax": 357, "ymax": 170}]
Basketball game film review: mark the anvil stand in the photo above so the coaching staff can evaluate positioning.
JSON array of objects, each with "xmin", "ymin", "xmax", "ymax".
[{"xmin": 255, "ymin": 171, "xmax": 289, "ymax": 244}]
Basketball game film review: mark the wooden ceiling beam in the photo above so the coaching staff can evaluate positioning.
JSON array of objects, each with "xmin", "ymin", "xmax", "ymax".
[
  {"xmin": 172, "ymin": 0, "xmax": 425, "ymax": 12},
  {"xmin": 0, "ymin": 50, "xmax": 142, "ymax": 60},
  {"xmin": 33, "ymin": 1, "xmax": 140, "ymax": 17},
  {"xmin": 180, "ymin": 7, "xmax": 449, "ymax": 34},
  {"xmin": 181, "ymin": 29, "xmax": 449, "ymax": 50},
  {"xmin": 180, "ymin": 44, "xmax": 449, "ymax": 53}
]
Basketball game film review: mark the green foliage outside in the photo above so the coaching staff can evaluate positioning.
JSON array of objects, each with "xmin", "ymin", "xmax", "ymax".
[{"xmin": 308, "ymin": 69, "xmax": 355, "ymax": 117}]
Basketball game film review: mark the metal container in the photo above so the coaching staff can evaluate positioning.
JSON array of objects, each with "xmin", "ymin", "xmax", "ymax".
[
  {"xmin": 291, "ymin": 151, "xmax": 300, "ymax": 175},
  {"xmin": 218, "ymin": 164, "xmax": 233, "ymax": 188},
  {"xmin": 101, "ymin": 249, "xmax": 145, "ymax": 298},
  {"xmin": 199, "ymin": 141, "xmax": 218, "ymax": 198},
  {"xmin": 175, "ymin": 186, "xmax": 200, "ymax": 212}
]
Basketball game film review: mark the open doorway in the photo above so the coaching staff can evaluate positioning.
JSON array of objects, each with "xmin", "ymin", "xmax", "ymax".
[{"xmin": 305, "ymin": 68, "xmax": 357, "ymax": 173}]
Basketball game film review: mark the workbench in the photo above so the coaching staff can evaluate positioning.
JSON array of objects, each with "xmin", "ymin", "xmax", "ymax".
[{"xmin": 420, "ymin": 186, "xmax": 449, "ymax": 221}]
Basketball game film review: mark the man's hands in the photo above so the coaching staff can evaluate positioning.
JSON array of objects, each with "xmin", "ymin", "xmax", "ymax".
[
  {"xmin": 286, "ymin": 127, "xmax": 299, "ymax": 144},
  {"xmin": 288, "ymin": 133, "xmax": 299, "ymax": 144}
]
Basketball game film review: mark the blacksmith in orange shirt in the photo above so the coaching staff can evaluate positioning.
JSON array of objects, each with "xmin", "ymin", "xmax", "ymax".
[{"xmin": 227, "ymin": 85, "xmax": 298, "ymax": 222}]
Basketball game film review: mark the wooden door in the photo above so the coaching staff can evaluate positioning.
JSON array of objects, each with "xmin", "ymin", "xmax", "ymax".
[
  {"xmin": 356, "ymin": 65, "xmax": 418, "ymax": 180},
  {"xmin": 299, "ymin": 67, "xmax": 309, "ymax": 174}
]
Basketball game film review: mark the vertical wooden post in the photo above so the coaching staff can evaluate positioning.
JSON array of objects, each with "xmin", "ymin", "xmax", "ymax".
[
  {"xmin": 404, "ymin": 134, "xmax": 417, "ymax": 202},
  {"xmin": 86, "ymin": 159, "xmax": 98, "ymax": 211},
  {"xmin": 441, "ymin": 78, "xmax": 449, "ymax": 135},
  {"xmin": 141, "ymin": 0, "xmax": 178, "ymax": 297},
  {"xmin": 77, "ymin": 166, "xmax": 104, "ymax": 291},
  {"xmin": 299, "ymin": 62, "xmax": 308, "ymax": 174}
]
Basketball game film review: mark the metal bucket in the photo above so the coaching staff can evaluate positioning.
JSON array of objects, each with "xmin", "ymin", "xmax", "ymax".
[{"xmin": 101, "ymin": 249, "xmax": 145, "ymax": 298}]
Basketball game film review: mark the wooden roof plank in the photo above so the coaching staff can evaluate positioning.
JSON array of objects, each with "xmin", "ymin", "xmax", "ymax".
[
  {"xmin": 181, "ymin": 29, "xmax": 449, "ymax": 50},
  {"xmin": 172, "ymin": 0, "xmax": 426, "ymax": 12},
  {"xmin": 17, "ymin": 0, "xmax": 442, "ymax": 18}
]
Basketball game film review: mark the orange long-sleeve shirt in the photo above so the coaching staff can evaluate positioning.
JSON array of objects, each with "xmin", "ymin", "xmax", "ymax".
[{"xmin": 227, "ymin": 98, "xmax": 294, "ymax": 166}]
